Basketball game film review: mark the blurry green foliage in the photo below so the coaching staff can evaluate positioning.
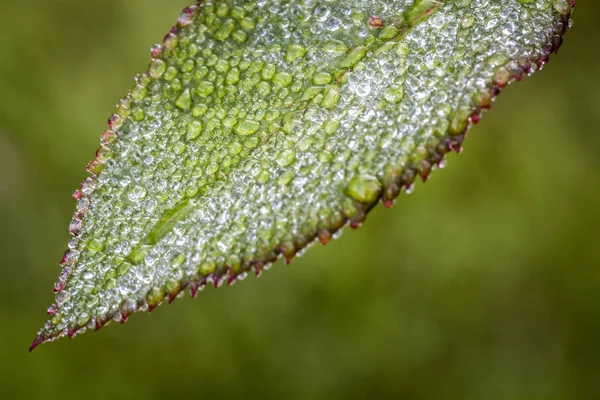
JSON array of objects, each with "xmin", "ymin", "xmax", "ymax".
[{"xmin": 0, "ymin": 1, "xmax": 599, "ymax": 399}]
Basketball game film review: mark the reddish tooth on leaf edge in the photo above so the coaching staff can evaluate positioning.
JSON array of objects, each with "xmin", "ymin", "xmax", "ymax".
[
  {"xmin": 53, "ymin": 267, "xmax": 71, "ymax": 293},
  {"xmin": 254, "ymin": 262, "xmax": 264, "ymax": 277},
  {"xmin": 59, "ymin": 250, "xmax": 71, "ymax": 265},
  {"xmin": 53, "ymin": 280, "xmax": 66, "ymax": 293},
  {"xmin": 318, "ymin": 230, "xmax": 332, "ymax": 245},
  {"xmin": 177, "ymin": 6, "xmax": 198, "ymax": 28},
  {"xmin": 163, "ymin": 30, "xmax": 179, "ymax": 50},
  {"xmin": 190, "ymin": 283, "xmax": 199, "ymax": 298},
  {"xmin": 150, "ymin": 44, "xmax": 163, "ymax": 59},
  {"xmin": 552, "ymin": 35, "xmax": 563, "ymax": 53},
  {"xmin": 120, "ymin": 314, "xmax": 128, "ymax": 324},
  {"xmin": 101, "ymin": 130, "xmax": 117, "ymax": 145},
  {"xmin": 69, "ymin": 217, "xmax": 83, "ymax": 236},
  {"xmin": 168, "ymin": 292, "xmax": 179, "ymax": 303},
  {"xmin": 227, "ymin": 274, "xmax": 237, "ymax": 285},
  {"xmin": 163, "ymin": 27, "xmax": 177, "ymax": 44},
  {"xmin": 86, "ymin": 160, "xmax": 100, "ymax": 174},
  {"xmin": 267, "ymin": 252, "xmax": 279, "ymax": 264},
  {"xmin": 419, "ymin": 161, "xmax": 432, "ymax": 182},
  {"xmin": 385, "ymin": 183, "xmax": 400, "ymax": 202},
  {"xmin": 107, "ymin": 114, "xmax": 122, "ymax": 130},
  {"xmin": 538, "ymin": 54, "xmax": 549, "ymax": 69},
  {"xmin": 513, "ymin": 70, "xmax": 524, "ymax": 82},
  {"xmin": 68, "ymin": 328, "xmax": 76, "ymax": 339},
  {"xmin": 280, "ymin": 244, "xmax": 296, "ymax": 264},
  {"xmin": 444, "ymin": 135, "xmax": 464, "ymax": 154},
  {"xmin": 95, "ymin": 316, "xmax": 108, "ymax": 331},
  {"xmin": 226, "ymin": 267, "xmax": 237, "ymax": 286}
]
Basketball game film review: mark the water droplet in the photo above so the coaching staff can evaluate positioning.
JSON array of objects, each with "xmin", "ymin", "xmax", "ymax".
[
  {"xmin": 323, "ymin": 118, "xmax": 340, "ymax": 134},
  {"xmin": 56, "ymin": 290, "xmax": 70, "ymax": 305},
  {"xmin": 83, "ymin": 271, "xmax": 95, "ymax": 280},
  {"xmin": 195, "ymin": 81, "xmax": 215, "ymax": 97},
  {"xmin": 314, "ymin": 6, "xmax": 330, "ymax": 21},
  {"xmin": 276, "ymin": 149, "xmax": 296, "ymax": 168},
  {"xmin": 321, "ymin": 86, "xmax": 340, "ymax": 110},
  {"xmin": 87, "ymin": 238, "xmax": 105, "ymax": 253},
  {"xmin": 76, "ymin": 198, "xmax": 89, "ymax": 212},
  {"xmin": 285, "ymin": 44, "xmax": 306, "ymax": 63},
  {"xmin": 430, "ymin": 14, "xmax": 445, "ymax": 28},
  {"xmin": 355, "ymin": 82, "xmax": 371, "ymax": 97},
  {"xmin": 175, "ymin": 88, "xmax": 192, "ymax": 110},
  {"xmin": 346, "ymin": 174, "xmax": 382, "ymax": 204},
  {"xmin": 214, "ymin": 19, "xmax": 236, "ymax": 41},
  {"xmin": 273, "ymin": 72, "xmax": 293, "ymax": 87},
  {"xmin": 234, "ymin": 119, "xmax": 261, "ymax": 136},
  {"xmin": 186, "ymin": 121, "xmax": 203, "ymax": 141},
  {"xmin": 325, "ymin": 16, "xmax": 341, "ymax": 31},
  {"xmin": 322, "ymin": 40, "xmax": 348, "ymax": 53},
  {"xmin": 128, "ymin": 186, "xmax": 147, "ymax": 202}
]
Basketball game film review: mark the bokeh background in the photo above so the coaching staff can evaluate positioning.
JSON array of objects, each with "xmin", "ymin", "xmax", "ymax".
[{"xmin": 1, "ymin": 1, "xmax": 598, "ymax": 399}]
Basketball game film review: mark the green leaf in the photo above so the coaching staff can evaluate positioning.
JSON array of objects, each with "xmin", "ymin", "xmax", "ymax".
[{"xmin": 31, "ymin": 0, "xmax": 574, "ymax": 351}]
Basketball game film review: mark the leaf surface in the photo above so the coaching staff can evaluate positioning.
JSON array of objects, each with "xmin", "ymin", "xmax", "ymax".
[{"xmin": 32, "ymin": 0, "xmax": 574, "ymax": 350}]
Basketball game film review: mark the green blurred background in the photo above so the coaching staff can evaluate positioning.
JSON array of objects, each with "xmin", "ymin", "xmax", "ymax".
[{"xmin": 1, "ymin": 1, "xmax": 598, "ymax": 399}]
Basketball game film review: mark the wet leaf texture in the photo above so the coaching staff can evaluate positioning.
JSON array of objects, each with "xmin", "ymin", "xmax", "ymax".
[{"xmin": 32, "ymin": 0, "xmax": 574, "ymax": 350}]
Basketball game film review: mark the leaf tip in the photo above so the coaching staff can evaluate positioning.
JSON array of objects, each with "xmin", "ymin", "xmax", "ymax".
[{"xmin": 29, "ymin": 335, "xmax": 44, "ymax": 353}]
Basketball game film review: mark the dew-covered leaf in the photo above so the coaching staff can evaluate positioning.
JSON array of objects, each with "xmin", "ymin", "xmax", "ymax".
[{"xmin": 31, "ymin": 0, "xmax": 574, "ymax": 350}]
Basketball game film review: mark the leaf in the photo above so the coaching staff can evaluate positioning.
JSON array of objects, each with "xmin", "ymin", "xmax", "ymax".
[{"xmin": 31, "ymin": 0, "xmax": 574, "ymax": 351}]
